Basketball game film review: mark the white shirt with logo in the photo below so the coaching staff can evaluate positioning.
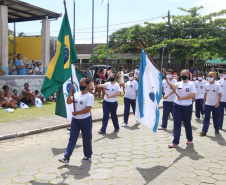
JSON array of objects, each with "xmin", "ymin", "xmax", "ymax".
[
  {"xmin": 162, "ymin": 78, "xmax": 177, "ymax": 102},
  {"xmin": 174, "ymin": 81, "xmax": 196, "ymax": 106},
  {"xmin": 104, "ymin": 82, "xmax": 121, "ymax": 102},
  {"xmin": 124, "ymin": 80, "xmax": 138, "ymax": 100},
  {"xmin": 194, "ymin": 80, "xmax": 207, "ymax": 100},
  {"xmin": 219, "ymin": 79, "xmax": 226, "ymax": 102},
  {"xmin": 72, "ymin": 92, "xmax": 94, "ymax": 119},
  {"xmin": 204, "ymin": 83, "xmax": 222, "ymax": 106}
]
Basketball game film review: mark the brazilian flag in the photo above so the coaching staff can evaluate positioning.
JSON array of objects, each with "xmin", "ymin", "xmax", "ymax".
[{"xmin": 41, "ymin": 13, "xmax": 78, "ymax": 99}]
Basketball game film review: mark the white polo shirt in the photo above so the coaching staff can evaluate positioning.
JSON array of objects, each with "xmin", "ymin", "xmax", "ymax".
[
  {"xmin": 194, "ymin": 80, "xmax": 207, "ymax": 100},
  {"xmin": 162, "ymin": 78, "xmax": 177, "ymax": 102},
  {"xmin": 219, "ymin": 79, "xmax": 226, "ymax": 102},
  {"xmin": 124, "ymin": 80, "xmax": 138, "ymax": 100},
  {"xmin": 104, "ymin": 82, "xmax": 121, "ymax": 102},
  {"xmin": 174, "ymin": 81, "xmax": 196, "ymax": 106},
  {"xmin": 72, "ymin": 92, "xmax": 94, "ymax": 119},
  {"xmin": 204, "ymin": 82, "xmax": 222, "ymax": 106}
]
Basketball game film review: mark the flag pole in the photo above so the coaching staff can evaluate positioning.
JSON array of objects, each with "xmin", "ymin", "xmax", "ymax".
[
  {"xmin": 73, "ymin": 64, "xmax": 95, "ymax": 83},
  {"xmin": 106, "ymin": 0, "xmax": 110, "ymax": 69},
  {"xmin": 91, "ymin": 0, "xmax": 94, "ymax": 77},
  {"xmin": 138, "ymin": 42, "xmax": 180, "ymax": 98},
  {"xmin": 64, "ymin": 0, "xmax": 76, "ymax": 111},
  {"xmin": 73, "ymin": 0, "xmax": 75, "ymax": 43}
]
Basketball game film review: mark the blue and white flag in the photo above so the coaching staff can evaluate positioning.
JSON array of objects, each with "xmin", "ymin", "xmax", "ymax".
[{"xmin": 135, "ymin": 49, "xmax": 162, "ymax": 132}]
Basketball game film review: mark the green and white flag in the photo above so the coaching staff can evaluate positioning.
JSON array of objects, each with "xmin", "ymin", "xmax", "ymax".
[{"xmin": 55, "ymin": 65, "xmax": 86, "ymax": 120}]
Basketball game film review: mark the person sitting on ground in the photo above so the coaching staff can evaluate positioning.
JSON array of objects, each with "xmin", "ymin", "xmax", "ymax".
[
  {"xmin": 12, "ymin": 89, "xmax": 22, "ymax": 104},
  {"xmin": 0, "ymin": 68, "xmax": 6, "ymax": 75},
  {"xmin": 0, "ymin": 85, "xmax": 10, "ymax": 107},
  {"xmin": 5, "ymin": 92, "xmax": 17, "ymax": 108},
  {"xmin": 35, "ymin": 90, "xmax": 45, "ymax": 102},
  {"xmin": 15, "ymin": 53, "xmax": 26, "ymax": 75},
  {"xmin": 21, "ymin": 83, "xmax": 35, "ymax": 106}
]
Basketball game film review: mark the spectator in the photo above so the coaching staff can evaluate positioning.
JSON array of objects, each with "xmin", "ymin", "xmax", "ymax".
[
  {"xmin": 84, "ymin": 65, "xmax": 92, "ymax": 79},
  {"xmin": 105, "ymin": 67, "xmax": 113, "ymax": 80},
  {"xmin": 117, "ymin": 66, "xmax": 125, "ymax": 94},
  {"xmin": 124, "ymin": 67, "xmax": 128, "ymax": 73},
  {"xmin": 93, "ymin": 67, "xmax": 101, "ymax": 98},
  {"xmin": 15, "ymin": 53, "xmax": 26, "ymax": 75},
  {"xmin": 5, "ymin": 92, "xmax": 17, "ymax": 108},
  {"xmin": 21, "ymin": 83, "xmax": 35, "ymax": 106},
  {"xmin": 33, "ymin": 63, "xmax": 40, "ymax": 75},
  {"xmin": 12, "ymin": 89, "xmax": 22, "ymax": 104},
  {"xmin": 35, "ymin": 90, "xmax": 45, "ymax": 102},
  {"xmin": 162, "ymin": 68, "xmax": 166, "ymax": 79},
  {"xmin": 189, "ymin": 67, "xmax": 194, "ymax": 74},
  {"xmin": 0, "ymin": 68, "xmax": 6, "ymax": 75},
  {"xmin": 0, "ymin": 85, "xmax": 9, "ymax": 107},
  {"xmin": 134, "ymin": 65, "xmax": 140, "ymax": 81},
  {"xmin": 38, "ymin": 61, "xmax": 43, "ymax": 75},
  {"xmin": 8, "ymin": 60, "xmax": 15, "ymax": 75},
  {"xmin": 100, "ymin": 68, "xmax": 106, "ymax": 98}
]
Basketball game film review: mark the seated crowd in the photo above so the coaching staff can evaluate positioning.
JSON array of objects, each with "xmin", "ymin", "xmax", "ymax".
[{"xmin": 0, "ymin": 83, "xmax": 45, "ymax": 108}]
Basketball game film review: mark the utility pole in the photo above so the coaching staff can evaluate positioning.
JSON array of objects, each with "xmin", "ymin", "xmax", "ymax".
[{"xmin": 167, "ymin": 10, "xmax": 171, "ymax": 69}]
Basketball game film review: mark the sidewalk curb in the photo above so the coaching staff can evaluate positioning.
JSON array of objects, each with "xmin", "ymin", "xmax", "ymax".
[{"xmin": 0, "ymin": 106, "xmax": 163, "ymax": 141}]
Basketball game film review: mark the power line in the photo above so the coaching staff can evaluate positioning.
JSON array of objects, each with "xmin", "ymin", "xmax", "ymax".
[{"xmin": 20, "ymin": 13, "xmax": 167, "ymax": 35}]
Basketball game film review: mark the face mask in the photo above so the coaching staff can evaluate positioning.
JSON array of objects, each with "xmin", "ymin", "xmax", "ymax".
[
  {"xmin": 129, "ymin": 77, "xmax": 134, "ymax": 81},
  {"xmin": 181, "ymin": 75, "xmax": 188, "ymax": 80},
  {"xmin": 223, "ymin": 74, "xmax": 226, "ymax": 78},
  {"xmin": 193, "ymin": 77, "xmax": 196, "ymax": 81},
  {"xmin": 198, "ymin": 77, "xmax": 202, "ymax": 81},
  {"xmin": 109, "ymin": 78, "xmax": 115, "ymax": 82},
  {"xmin": 207, "ymin": 77, "xmax": 214, "ymax": 82},
  {"xmin": 79, "ymin": 85, "xmax": 86, "ymax": 91},
  {"xmin": 166, "ymin": 74, "xmax": 172, "ymax": 79}
]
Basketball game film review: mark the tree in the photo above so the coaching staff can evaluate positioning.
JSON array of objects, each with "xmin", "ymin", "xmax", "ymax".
[
  {"xmin": 109, "ymin": 6, "xmax": 226, "ymax": 64},
  {"xmin": 89, "ymin": 44, "xmax": 116, "ymax": 64},
  {"xmin": 8, "ymin": 28, "xmax": 14, "ymax": 44},
  {"xmin": 18, "ymin": 32, "xmax": 25, "ymax": 37}
]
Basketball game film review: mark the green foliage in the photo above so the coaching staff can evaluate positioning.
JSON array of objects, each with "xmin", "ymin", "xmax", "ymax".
[
  {"xmin": 89, "ymin": 44, "xmax": 116, "ymax": 64},
  {"xmin": 8, "ymin": 28, "xmax": 14, "ymax": 44},
  {"xmin": 109, "ymin": 6, "xmax": 226, "ymax": 63},
  {"xmin": 18, "ymin": 32, "xmax": 25, "ymax": 37}
]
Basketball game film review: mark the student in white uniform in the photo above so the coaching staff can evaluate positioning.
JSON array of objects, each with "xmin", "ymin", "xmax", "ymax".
[
  {"xmin": 158, "ymin": 69, "xmax": 177, "ymax": 130},
  {"xmin": 200, "ymin": 72, "xmax": 222, "ymax": 136},
  {"xmin": 218, "ymin": 69, "xmax": 226, "ymax": 129},
  {"xmin": 122, "ymin": 72, "xmax": 138, "ymax": 127},
  {"xmin": 167, "ymin": 69, "xmax": 196, "ymax": 148},
  {"xmin": 98, "ymin": 74, "xmax": 121, "ymax": 134},
  {"xmin": 194, "ymin": 73, "xmax": 207, "ymax": 120},
  {"xmin": 59, "ymin": 78, "xmax": 94, "ymax": 164}
]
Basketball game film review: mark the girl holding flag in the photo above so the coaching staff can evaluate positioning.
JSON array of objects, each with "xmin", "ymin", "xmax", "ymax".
[
  {"xmin": 167, "ymin": 69, "xmax": 196, "ymax": 148},
  {"xmin": 59, "ymin": 78, "xmax": 94, "ymax": 164}
]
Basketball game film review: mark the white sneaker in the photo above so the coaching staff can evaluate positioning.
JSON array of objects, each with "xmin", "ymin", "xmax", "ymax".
[
  {"xmin": 195, "ymin": 117, "xmax": 200, "ymax": 120},
  {"xmin": 158, "ymin": 127, "xmax": 166, "ymax": 130},
  {"xmin": 135, "ymin": 121, "xmax": 140, "ymax": 125},
  {"xmin": 122, "ymin": 123, "xmax": 127, "ymax": 127}
]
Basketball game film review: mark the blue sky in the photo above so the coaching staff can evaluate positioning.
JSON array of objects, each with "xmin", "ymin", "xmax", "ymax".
[{"xmin": 8, "ymin": 0, "xmax": 226, "ymax": 44}]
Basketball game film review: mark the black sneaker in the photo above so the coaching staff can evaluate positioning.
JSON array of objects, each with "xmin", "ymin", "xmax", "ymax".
[
  {"xmin": 58, "ymin": 157, "xmax": 69, "ymax": 165},
  {"xmin": 81, "ymin": 157, "xmax": 91, "ymax": 163},
  {"xmin": 98, "ymin": 131, "xmax": 106, "ymax": 134},
  {"xmin": 219, "ymin": 127, "xmax": 222, "ymax": 130},
  {"xmin": 114, "ymin": 129, "xmax": 120, "ymax": 133},
  {"xmin": 200, "ymin": 131, "xmax": 207, "ymax": 136},
  {"xmin": 215, "ymin": 129, "xmax": 219, "ymax": 134}
]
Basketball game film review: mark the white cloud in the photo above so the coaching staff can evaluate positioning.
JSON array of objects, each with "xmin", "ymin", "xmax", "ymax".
[{"xmin": 196, "ymin": 0, "xmax": 226, "ymax": 15}]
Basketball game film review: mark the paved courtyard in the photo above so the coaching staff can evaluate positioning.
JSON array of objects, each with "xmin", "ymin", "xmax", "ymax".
[{"xmin": 0, "ymin": 110, "xmax": 226, "ymax": 185}]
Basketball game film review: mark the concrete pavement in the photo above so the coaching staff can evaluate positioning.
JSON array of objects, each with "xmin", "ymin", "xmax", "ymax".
[{"xmin": 0, "ymin": 109, "xmax": 226, "ymax": 185}]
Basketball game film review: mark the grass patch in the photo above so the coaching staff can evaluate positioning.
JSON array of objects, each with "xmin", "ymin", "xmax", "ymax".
[{"xmin": 0, "ymin": 95, "xmax": 124, "ymax": 123}]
